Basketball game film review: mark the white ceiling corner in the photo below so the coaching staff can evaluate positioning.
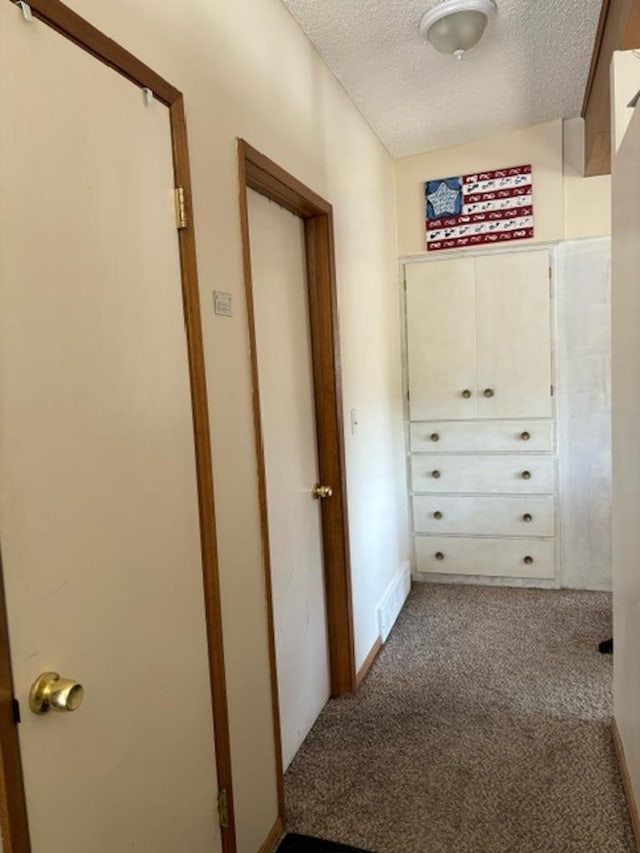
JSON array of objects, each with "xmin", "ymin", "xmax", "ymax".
[{"xmin": 280, "ymin": 0, "xmax": 603, "ymax": 158}]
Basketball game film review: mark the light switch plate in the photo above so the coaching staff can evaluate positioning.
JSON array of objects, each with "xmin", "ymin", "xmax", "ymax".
[{"xmin": 213, "ymin": 291, "xmax": 232, "ymax": 317}]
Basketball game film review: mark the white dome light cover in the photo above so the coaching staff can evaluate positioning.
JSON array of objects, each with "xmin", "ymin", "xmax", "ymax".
[{"xmin": 420, "ymin": 0, "xmax": 497, "ymax": 60}]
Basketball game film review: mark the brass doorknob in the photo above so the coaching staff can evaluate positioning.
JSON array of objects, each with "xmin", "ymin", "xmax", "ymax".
[
  {"xmin": 431, "ymin": 470, "xmax": 441, "ymax": 479},
  {"xmin": 433, "ymin": 510, "xmax": 443, "ymax": 520},
  {"xmin": 524, "ymin": 556, "xmax": 534, "ymax": 565},
  {"xmin": 521, "ymin": 470, "xmax": 532, "ymax": 480},
  {"xmin": 520, "ymin": 431, "xmax": 531, "ymax": 441},
  {"xmin": 29, "ymin": 672, "xmax": 84, "ymax": 715},
  {"xmin": 522, "ymin": 513, "xmax": 533, "ymax": 523},
  {"xmin": 483, "ymin": 388, "xmax": 495, "ymax": 398},
  {"xmin": 461, "ymin": 389, "xmax": 472, "ymax": 399},
  {"xmin": 312, "ymin": 484, "xmax": 333, "ymax": 499},
  {"xmin": 430, "ymin": 433, "xmax": 439, "ymax": 442}
]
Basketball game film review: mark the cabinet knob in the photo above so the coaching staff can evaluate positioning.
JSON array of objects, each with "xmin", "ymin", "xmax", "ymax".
[
  {"xmin": 431, "ymin": 470, "xmax": 441, "ymax": 479},
  {"xmin": 522, "ymin": 513, "xmax": 533, "ymax": 523},
  {"xmin": 435, "ymin": 552, "xmax": 445, "ymax": 561},
  {"xmin": 520, "ymin": 431, "xmax": 531, "ymax": 441},
  {"xmin": 483, "ymin": 388, "xmax": 495, "ymax": 398},
  {"xmin": 433, "ymin": 511, "xmax": 443, "ymax": 520},
  {"xmin": 524, "ymin": 556, "xmax": 534, "ymax": 565},
  {"xmin": 430, "ymin": 433, "xmax": 439, "ymax": 442},
  {"xmin": 461, "ymin": 389, "xmax": 472, "ymax": 399},
  {"xmin": 521, "ymin": 470, "xmax": 532, "ymax": 480}
]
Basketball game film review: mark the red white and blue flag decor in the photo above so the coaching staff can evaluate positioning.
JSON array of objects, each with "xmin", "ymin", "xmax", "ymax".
[{"xmin": 425, "ymin": 164, "xmax": 534, "ymax": 252}]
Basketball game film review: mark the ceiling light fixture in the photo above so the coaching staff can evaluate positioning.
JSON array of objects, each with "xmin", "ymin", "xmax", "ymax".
[{"xmin": 419, "ymin": 0, "xmax": 497, "ymax": 61}]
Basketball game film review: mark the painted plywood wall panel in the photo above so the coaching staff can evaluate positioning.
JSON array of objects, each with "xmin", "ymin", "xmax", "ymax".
[
  {"xmin": 612, "ymin": 103, "xmax": 640, "ymax": 815},
  {"xmin": 557, "ymin": 239, "xmax": 612, "ymax": 590}
]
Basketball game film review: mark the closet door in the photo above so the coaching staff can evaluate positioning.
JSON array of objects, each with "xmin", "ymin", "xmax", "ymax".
[
  {"xmin": 475, "ymin": 251, "xmax": 552, "ymax": 419},
  {"xmin": 406, "ymin": 258, "xmax": 477, "ymax": 420}
]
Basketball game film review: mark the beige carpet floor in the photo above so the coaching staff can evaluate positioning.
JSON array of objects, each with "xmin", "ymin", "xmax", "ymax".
[{"xmin": 284, "ymin": 584, "xmax": 635, "ymax": 853}]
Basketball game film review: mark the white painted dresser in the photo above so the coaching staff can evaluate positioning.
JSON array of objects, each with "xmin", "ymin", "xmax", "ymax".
[{"xmin": 405, "ymin": 248, "xmax": 556, "ymax": 582}]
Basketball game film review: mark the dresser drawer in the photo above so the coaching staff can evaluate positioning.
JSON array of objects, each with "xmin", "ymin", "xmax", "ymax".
[
  {"xmin": 413, "ymin": 495, "xmax": 554, "ymax": 537},
  {"xmin": 410, "ymin": 420, "xmax": 553, "ymax": 453},
  {"xmin": 414, "ymin": 536, "xmax": 555, "ymax": 579},
  {"xmin": 411, "ymin": 454, "xmax": 554, "ymax": 494}
]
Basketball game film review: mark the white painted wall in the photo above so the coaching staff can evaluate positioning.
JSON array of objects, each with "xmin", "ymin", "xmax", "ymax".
[
  {"xmin": 564, "ymin": 118, "xmax": 612, "ymax": 241},
  {"xmin": 12, "ymin": 1, "xmax": 410, "ymax": 850},
  {"xmin": 395, "ymin": 119, "xmax": 610, "ymax": 258},
  {"xmin": 556, "ymin": 239, "xmax": 612, "ymax": 591},
  {"xmin": 612, "ymin": 102, "xmax": 640, "ymax": 817}
]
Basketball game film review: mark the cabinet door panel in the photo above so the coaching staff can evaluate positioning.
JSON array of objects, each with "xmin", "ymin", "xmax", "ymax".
[
  {"xmin": 406, "ymin": 259, "xmax": 477, "ymax": 420},
  {"xmin": 475, "ymin": 251, "xmax": 552, "ymax": 419}
]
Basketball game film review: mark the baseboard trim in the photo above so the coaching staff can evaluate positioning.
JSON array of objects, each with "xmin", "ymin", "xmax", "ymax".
[
  {"xmin": 258, "ymin": 815, "xmax": 285, "ymax": 853},
  {"xmin": 612, "ymin": 718, "xmax": 640, "ymax": 851},
  {"xmin": 356, "ymin": 636, "xmax": 383, "ymax": 688}
]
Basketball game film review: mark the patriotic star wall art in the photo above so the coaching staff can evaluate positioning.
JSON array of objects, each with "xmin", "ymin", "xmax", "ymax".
[{"xmin": 425, "ymin": 164, "xmax": 534, "ymax": 252}]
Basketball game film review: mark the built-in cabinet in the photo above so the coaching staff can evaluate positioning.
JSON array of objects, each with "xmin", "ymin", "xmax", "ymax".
[{"xmin": 405, "ymin": 249, "xmax": 556, "ymax": 582}]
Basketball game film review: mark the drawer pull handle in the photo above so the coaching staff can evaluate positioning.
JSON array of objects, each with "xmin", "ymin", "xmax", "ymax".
[
  {"xmin": 461, "ymin": 389, "xmax": 472, "ymax": 399},
  {"xmin": 521, "ymin": 470, "xmax": 532, "ymax": 480},
  {"xmin": 524, "ymin": 555, "xmax": 534, "ymax": 565},
  {"xmin": 430, "ymin": 433, "xmax": 440, "ymax": 442},
  {"xmin": 520, "ymin": 431, "xmax": 531, "ymax": 441},
  {"xmin": 522, "ymin": 513, "xmax": 533, "ymax": 523},
  {"xmin": 433, "ymin": 511, "xmax": 443, "ymax": 520},
  {"xmin": 483, "ymin": 388, "xmax": 495, "ymax": 398},
  {"xmin": 431, "ymin": 470, "xmax": 441, "ymax": 479},
  {"xmin": 435, "ymin": 552, "xmax": 445, "ymax": 561}
]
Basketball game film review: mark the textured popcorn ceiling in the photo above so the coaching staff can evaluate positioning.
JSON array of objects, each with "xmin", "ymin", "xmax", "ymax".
[{"xmin": 280, "ymin": 0, "xmax": 603, "ymax": 158}]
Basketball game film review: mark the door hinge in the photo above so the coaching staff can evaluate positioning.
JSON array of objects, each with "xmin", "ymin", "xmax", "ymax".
[
  {"xmin": 174, "ymin": 187, "xmax": 187, "ymax": 230},
  {"xmin": 551, "ymin": 384, "xmax": 554, "ymax": 396},
  {"xmin": 12, "ymin": 698, "xmax": 21, "ymax": 724},
  {"xmin": 217, "ymin": 789, "xmax": 230, "ymax": 828}
]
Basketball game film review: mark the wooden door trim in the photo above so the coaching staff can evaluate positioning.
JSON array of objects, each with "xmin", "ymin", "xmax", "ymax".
[
  {"xmin": 237, "ymin": 139, "xmax": 357, "ymax": 819},
  {"xmin": 1, "ymin": 3, "xmax": 236, "ymax": 852},
  {"xmin": 0, "ymin": 554, "xmax": 30, "ymax": 853},
  {"xmin": 10, "ymin": 0, "xmax": 179, "ymax": 104}
]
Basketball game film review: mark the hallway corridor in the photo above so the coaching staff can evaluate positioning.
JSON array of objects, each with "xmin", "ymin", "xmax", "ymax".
[{"xmin": 285, "ymin": 585, "xmax": 634, "ymax": 852}]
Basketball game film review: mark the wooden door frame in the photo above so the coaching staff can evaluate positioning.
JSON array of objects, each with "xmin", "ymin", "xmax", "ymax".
[
  {"xmin": 237, "ymin": 140, "xmax": 357, "ymax": 821},
  {"xmin": 0, "ymin": 3, "xmax": 236, "ymax": 851}
]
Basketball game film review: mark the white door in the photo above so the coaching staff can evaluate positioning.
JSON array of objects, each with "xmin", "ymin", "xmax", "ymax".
[
  {"xmin": 406, "ymin": 258, "xmax": 477, "ymax": 420},
  {"xmin": 247, "ymin": 190, "xmax": 330, "ymax": 771},
  {"xmin": 475, "ymin": 251, "xmax": 552, "ymax": 419},
  {"xmin": 0, "ymin": 8, "xmax": 221, "ymax": 852}
]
